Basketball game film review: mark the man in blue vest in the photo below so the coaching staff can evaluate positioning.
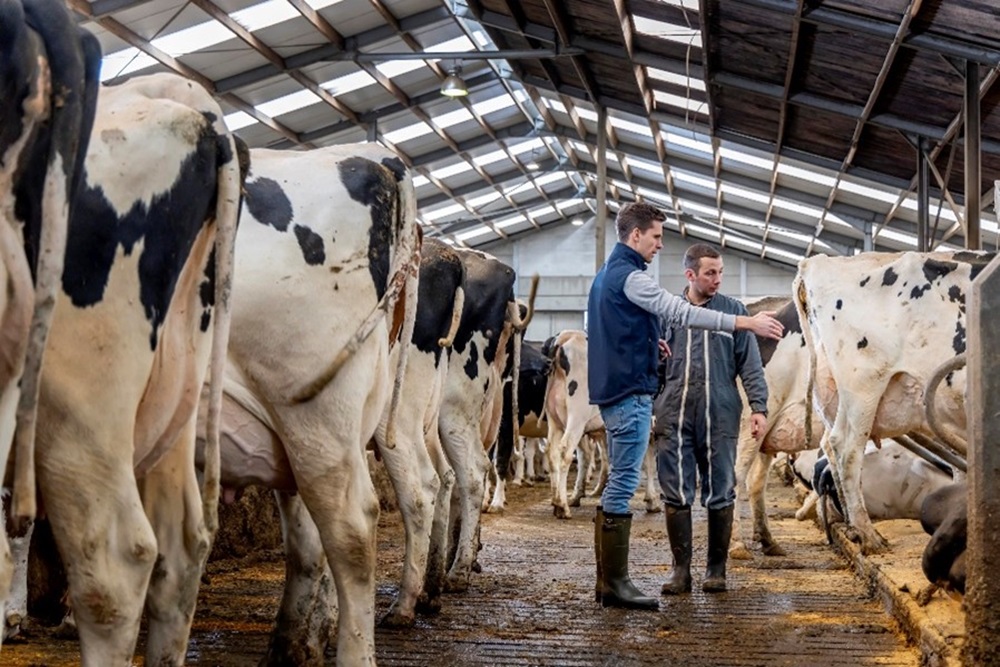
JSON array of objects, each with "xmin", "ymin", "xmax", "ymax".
[{"xmin": 587, "ymin": 203, "xmax": 783, "ymax": 610}]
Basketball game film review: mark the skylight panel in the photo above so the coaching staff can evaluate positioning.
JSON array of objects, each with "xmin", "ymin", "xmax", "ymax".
[
  {"xmin": 654, "ymin": 91, "xmax": 708, "ymax": 114},
  {"xmin": 422, "ymin": 203, "xmax": 465, "ymax": 222},
  {"xmin": 777, "ymin": 161, "xmax": 837, "ymax": 187},
  {"xmin": 647, "ymin": 68, "xmax": 705, "ymax": 91},
  {"xmin": 772, "ymin": 196, "xmax": 822, "ymax": 218},
  {"xmin": 433, "ymin": 107, "xmax": 475, "ymax": 130},
  {"xmin": 425, "ymin": 35, "xmax": 476, "ymax": 54},
  {"xmin": 877, "ymin": 227, "xmax": 917, "ymax": 246},
  {"xmin": 322, "ymin": 70, "xmax": 377, "ymax": 96},
  {"xmin": 224, "ymin": 111, "xmax": 256, "ymax": 132},
  {"xmin": 494, "ymin": 215, "xmax": 524, "ymax": 230},
  {"xmin": 257, "ymin": 89, "xmax": 322, "ymax": 118},
  {"xmin": 824, "ymin": 213, "xmax": 858, "ymax": 232},
  {"xmin": 413, "ymin": 175, "xmax": 430, "ymax": 188},
  {"xmin": 383, "ymin": 121, "xmax": 432, "ymax": 144},
  {"xmin": 665, "ymin": 131, "xmax": 712, "ymax": 155},
  {"xmin": 556, "ymin": 198, "xmax": 584, "ymax": 211},
  {"xmin": 575, "ymin": 108, "xmax": 599, "ymax": 123},
  {"xmin": 456, "ymin": 225, "xmax": 496, "ymax": 242},
  {"xmin": 100, "ymin": 0, "xmax": 344, "ymax": 81},
  {"xmin": 653, "ymin": 0, "xmax": 699, "ymax": 9},
  {"xmin": 473, "ymin": 148, "xmax": 510, "ymax": 167},
  {"xmin": 510, "ymin": 137, "xmax": 545, "ymax": 154},
  {"xmin": 721, "ymin": 183, "xmax": 769, "ymax": 206},
  {"xmin": 610, "ymin": 117, "xmax": 652, "ymax": 137},
  {"xmin": 472, "ymin": 94, "xmax": 516, "ymax": 116},
  {"xmin": 540, "ymin": 96, "xmax": 568, "ymax": 114},
  {"xmin": 680, "ymin": 200, "xmax": 718, "ymax": 217},
  {"xmin": 838, "ymin": 179, "xmax": 898, "ymax": 205},
  {"xmin": 629, "ymin": 157, "xmax": 664, "ymax": 176},
  {"xmin": 633, "ymin": 17, "xmax": 702, "ymax": 48},
  {"xmin": 376, "ymin": 59, "xmax": 425, "ymax": 78},
  {"xmin": 533, "ymin": 171, "xmax": 569, "ymax": 187},
  {"xmin": 684, "ymin": 222, "xmax": 719, "ymax": 237},
  {"xmin": 430, "ymin": 162, "xmax": 473, "ymax": 181},
  {"xmin": 719, "ymin": 146, "xmax": 773, "ymax": 170},
  {"xmin": 467, "ymin": 191, "xmax": 502, "ymax": 209},
  {"xmin": 673, "ymin": 169, "xmax": 716, "ymax": 191},
  {"xmin": 726, "ymin": 236, "xmax": 762, "ymax": 253},
  {"xmin": 764, "ymin": 246, "xmax": 806, "ymax": 263}
]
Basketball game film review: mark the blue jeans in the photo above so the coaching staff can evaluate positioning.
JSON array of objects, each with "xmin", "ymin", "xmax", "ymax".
[{"xmin": 599, "ymin": 394, "xmax": 653, "ymax": 515}]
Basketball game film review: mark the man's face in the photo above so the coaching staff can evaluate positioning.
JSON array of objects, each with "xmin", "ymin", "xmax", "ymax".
[
  {"xmin": 686, "ymin": 256, "xmax": 724, "ymax": 299},
  {"xmin": 630, "ymin": 221, "xmax": 663, "ymax": 262}
]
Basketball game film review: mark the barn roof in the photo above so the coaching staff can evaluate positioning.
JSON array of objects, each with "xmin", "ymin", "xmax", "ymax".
[{"xmin": 73, "ymin": 0, "xmax": 1000, "ymax": 267}]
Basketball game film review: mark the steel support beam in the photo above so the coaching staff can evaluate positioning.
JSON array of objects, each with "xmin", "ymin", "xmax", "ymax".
[
  {"xmin": 966, "ymin": 61, "xmax": 982, "ymax": 250},
  {"xmin": 917, "ymin": 136, "xmax": 929, "ymax": 251},
  {"xmin": 596, "ymin": 107, "xmax": 608, "ymax": 270}
]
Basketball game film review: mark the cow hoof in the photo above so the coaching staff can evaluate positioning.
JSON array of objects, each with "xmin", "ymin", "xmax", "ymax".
[
  {"xmin": 729, "ymin": 543, "xmax": 753, "ymax": 561},
  {"xmin": 472, "ymin": 559, "xmax": 482, "ymax": 573},
  {"xmin": 484, "ymin": 504, "xmax": 504, "ymax": 514},
  {"xmin": 552, "ymin": 505, "xmax": 572, "ymax": 520},
  {"xmin": 416, "ymin": 594, "xmax": 442, "ymax": 615},
  {"xmin": 762, "ymin": 543, "xmax": 787, "ymax": 557},
  {"xmin": 4, "ymin": 612, "xmax": 26, "ymax": 640},
  {"xmin": 379, "ymin": 608, "xmax": 415, "ymax": 629},
  {"xmin": 914, "ymin": 585, "xmax": 938, "ymax": 607},
  {"xmin": 444, "ymin": 575, "xmax": 470, "ymax": 594},
  {"xmin": 54, "ymin": 618, "xmax": 79, "ymax": 640},
  {"xmin": 645, "ymin": 502, "xmax": 662, "ymax": 514},
  {"xmin": 569, "ymin": 497, "xmax": 582, "ymax": 508}
]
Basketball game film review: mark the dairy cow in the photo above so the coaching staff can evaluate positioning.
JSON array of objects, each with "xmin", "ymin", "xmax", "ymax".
[
  {"xmin": 541, "ymin": 330, "xmax": 606, "ymax": 519},
  {"xmin": 794, "ymin": 251, "xmax": 992, "ymax": 553},
  {"xmin": 193, "ymin": 144, "xmax": 419, "ymax": 664},
  {"xmin": 486, "ymin": 338, "xmax": 549, "ymax": 512},
  {"xmin": 27, "ymin": 72, "xmax": 240, "ymax": 665},
  {"xmin": 428, "ymin": 249, "xmax": 530, "ymax": 595},
  {"xmin": 0, "ymin": 0, "xmax": 99, "ymax": 638},
  {"xmin": 730, "ymin": 297, "xmax": 821, "ymax": 558},
  {"xmin": 920, "ymin": 482, "xmax": 966, "ymax": 596}
]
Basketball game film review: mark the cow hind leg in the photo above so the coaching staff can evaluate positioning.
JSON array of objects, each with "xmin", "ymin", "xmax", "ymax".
[
  {"xmin": 376, "ymin": 421, "xmax": 440, "ymax": 628},
  {"xmin": 747, "ymin": 452, "xmax": 784, "ymax": 556},
  {"xmin": 141, "ymin": 422, "xmax": 215, "ymax": 666},
  {"xmin": 263, "ymin": 491, "xmax": 335, "ymax": 667},
  {"xmin": 438, "ymin": 421, "xmax": 489, "ymax": 592},
  {"xmin": 420, "ymin": 424, "xmax": 454, "ymax": 613},
  {"xmin": 569, "ymin": 438, "xmax": 593, "ymax": 508},
  {"xmin": 642, "ymin": 443, "xmax": 661, "ymax": 513},
  {"xmin": 824, "ymin": 403, "xmax": 888, "ymax": 554},
  {"xmin": 39, "ymin": 453, "xmax": 158, "ymax": 666}
]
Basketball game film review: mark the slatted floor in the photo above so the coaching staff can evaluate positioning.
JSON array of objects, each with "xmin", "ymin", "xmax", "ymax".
[{"xmin": 4, "ymin": 470, "xmax": 921, "ymax": 666}]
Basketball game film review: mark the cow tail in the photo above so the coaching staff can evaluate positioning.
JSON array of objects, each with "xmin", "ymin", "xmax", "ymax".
[
  {"xmin": 438, "ymin": 286, "xmax": 464, "ymax": 347},
  {"xmin": 924, "ymin": 353, "xmax": 968, "ymax": 456},
  {"xmin": 508, "ymin": 274, "xmax": 540, "ymax": 331},
  {"xmin": 792, "ymin": 272, "xmax": 816, "ymax": 452},
  {"xmin": 10, "ymin": 15, "xmax": 98, "ymax": 526},
  {"xmin": 384, "ymin": 171, "xmax": 420, "ymax": 450},
  {"xmin": 510, "ymin": 329, "xmax": 522, "ymax": 469},
  {"xmin": 0, "ymin": 213, "xmax": 35, "ymax": 529},
  {"xmin": 201, "ymin": 131, "xmax": 241, "ymax": 538}
]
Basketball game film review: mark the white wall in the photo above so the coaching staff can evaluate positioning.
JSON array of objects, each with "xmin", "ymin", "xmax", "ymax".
[{"xmin": 479, "ymin": 219, "xmax": 797, "ymax": 342}]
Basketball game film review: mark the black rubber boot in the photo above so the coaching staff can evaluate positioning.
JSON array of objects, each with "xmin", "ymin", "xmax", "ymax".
[
  {"xmin": 703, "ymin": 505, "xmax": 734, "ymax": 593},
  {"xmin": 599, "ymin": 513, "xmax": 659, "ymax": 610},
  {"xmin": 661, "ymin": 505, "xmax": 692, "ymax": 595},
  {"xmin": 594, "ymin": 507, "xmax": 603, "ymax": 602}
]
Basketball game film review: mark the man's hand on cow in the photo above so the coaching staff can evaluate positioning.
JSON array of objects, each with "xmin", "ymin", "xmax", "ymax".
[
  {"xmin": 739, "ymin": 311, "xmax": 784, "ymax": 340},
  {"xmin": 658, "ymin": 339, "xmax": 671, "ymax": 359},
  {"xmin": 750, "ymin": 412, "xmax": 767, "ymax": 441}
]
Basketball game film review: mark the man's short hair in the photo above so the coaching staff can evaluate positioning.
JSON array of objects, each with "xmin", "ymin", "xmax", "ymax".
[
  {"xmin": 684, "ymin": 243, "xmax": 721, "ymax": 273},
  {"xmin": 616, "ymin": 202, "xmax": 666, "ymax": 242}
]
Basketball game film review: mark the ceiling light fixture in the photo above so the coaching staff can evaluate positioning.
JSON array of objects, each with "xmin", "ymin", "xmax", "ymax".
[
  {"xmin": 571, "ymin": 216, "xmax": 585, "ymax": 226},
  {"xmin": 440, "ymin": 65, "xmax": 469, "ymax": 98}
]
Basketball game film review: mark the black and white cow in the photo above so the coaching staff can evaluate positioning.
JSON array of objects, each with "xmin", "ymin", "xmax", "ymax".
[
  {"xmin": 794, "ymin": 251, "xmax": 993, "ymax": 554},
  {"xmin": 920, "ymin": 482, "xmax": 966, "ymax": 597},
  {"xmin": 29, "ymin": 72, "xmax": 240, "ymax": 665},
  {"xmin": 486, "ymin": 338, "xmax": 549, "ymax": 511},
  {"xmin": 731, "ymin": 297, "xmax": 820, "ymax": 558},
  {"xmin": 0, "ymin": 0, "xmax": 100, "ymax": 637},
  {"xmin": 428, "ymin": 248, "xmax": 529, "ymax": 595},
  {"xmin": 194, "ymin": 144, "xmax": 420, "ymax": 665}
]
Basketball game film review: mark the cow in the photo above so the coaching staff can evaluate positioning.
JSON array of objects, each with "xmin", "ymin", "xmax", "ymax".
[
  {"xmin": 541, "ymin": 330, "xmax": 606, "ymax": 519},
  {"xmin": 794, "ymin": 250, "xmax": 993, "ymax": 554},
  {"xmin": 428, "ymin": 249, "xmax": 531, "ymax": 595},
  {"xmin": 26, "ymin": 71, "xmax": 241, "ymax": 665},
  {"xmin": 730, "ymin": 297, "xmax": 821, "ymax": 558},
  {"xmin": 789, "ymin": 441, "xmax": 953, "ymax": 538},
  {"xmin": 0, "ymin": 0, "xmax": 100, "ymax": 639},
  {"xmin": 919, "ymin": 482, "xmax": 966, "ymax": 598},
  {"xmin": 191, "ymin": 143, "xmax": 420, "ymax": 664},
  {"xmin": 486, "ymin": 338, "xmax": 549, "ymax": 512}
]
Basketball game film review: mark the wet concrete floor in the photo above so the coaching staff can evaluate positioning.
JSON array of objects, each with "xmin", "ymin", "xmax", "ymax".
[{"xmin": 3, "ymin": 469, "xmax": 922, "ymax": 666}]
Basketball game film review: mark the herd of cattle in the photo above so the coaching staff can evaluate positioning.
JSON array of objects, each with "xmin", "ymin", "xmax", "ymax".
[{"xmin": 0, "ymin": 0, "xmax": 982, "ymax": 664}]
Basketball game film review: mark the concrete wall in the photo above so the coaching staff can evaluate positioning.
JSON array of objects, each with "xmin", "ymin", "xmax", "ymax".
[{"xmin": 479, "ymin": 219, "xmax": 797, "ymax": 342}]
